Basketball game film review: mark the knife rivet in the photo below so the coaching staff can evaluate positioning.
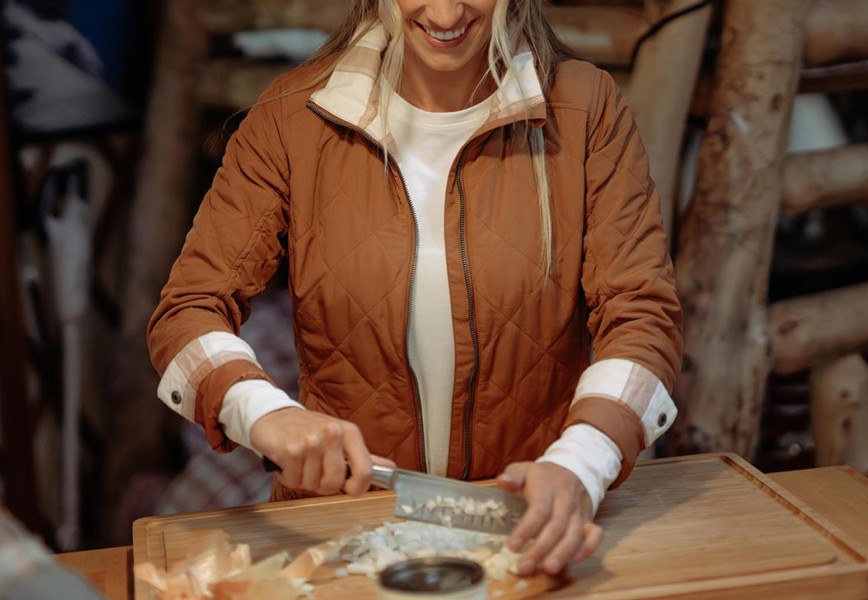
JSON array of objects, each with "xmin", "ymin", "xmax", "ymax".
[
  {"xmin": 657, "ymin": 413, "xmax": 667, "ymax": 427},
  {"xmin": 171, "ymin": 391, "xmax": 182, "ymax": 405}
]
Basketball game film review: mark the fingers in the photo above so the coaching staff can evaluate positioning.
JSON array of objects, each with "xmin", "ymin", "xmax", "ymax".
[
  {"xmin": 500, "ymin": 462, "xmax": 602, "ymax": 576},
  {"xmin": 508, "ymin": 484, "xmax": 553, "ymax": 554},
  {"xmin": 541, "ymin": 514, "xmax": 584, "ymax": 574},
  {"xmin": 317, "ymin": 424, "xmax": 347, "ymax": 495},
  {"xmin": 275, "ymin": 441, "xmax": 304, "ymax": 490},
  {"xmin": 496, "ymin": 462, "xmax": 529, "ymax": 494},
  {"xmin": 299, "ymin": 431, "xmax": 324, "ymax": 491},
  {"xmin": 571, "ymin": 523, "xmax": 603, "ymax": 563},
  {"xmin": 515, "ymin": 491, "xmax": 577, "ymax": 575},
  {"xmin": 342, "ymin": 422, "xmax": 374, "ymax": 496},
  {"xmin": 255, "ymin": 410, "xmax": 374, "ymax": 496}
]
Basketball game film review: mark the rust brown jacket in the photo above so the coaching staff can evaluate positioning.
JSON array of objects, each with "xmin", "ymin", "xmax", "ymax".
[{"xmin": 148, "ymin": 33, "xmax": 682, "ymax": 500}]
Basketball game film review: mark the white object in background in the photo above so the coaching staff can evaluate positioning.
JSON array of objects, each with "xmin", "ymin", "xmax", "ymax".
[
  {"xmin": 5, "ymin": 1, "xmax": 103, "ymax": 77},
  {"xmin": 232, "ymin": 28, "xmax": 329, "ymax": 62},
  {"xmin": 787, "ymin": 94, "xmax": 848, "ymax": 153},
  {"xmin": 678, "ymin": 93, "xmax": 849, "ymax": 221},
  {"xmin": 783, "ymin": 94, "xmax": 849, "ymax": 240},
  {"xmin": 4, "ymin": 1, "xmax": 130, "ymax": 133},
  {"xmin": 42, "ymin": 164, "xmax": 92, "ymax": 551}
]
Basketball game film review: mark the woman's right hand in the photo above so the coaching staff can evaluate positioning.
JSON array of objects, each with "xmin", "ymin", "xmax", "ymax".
[{"xmin": 250, "ymin": 407, "xmax": 385, "ymax": 497}]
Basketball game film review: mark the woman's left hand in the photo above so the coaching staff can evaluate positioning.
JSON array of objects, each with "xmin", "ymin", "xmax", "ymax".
[{"xmin": 496, "ymin": 462, "xmax": 603, "ymax": 576}]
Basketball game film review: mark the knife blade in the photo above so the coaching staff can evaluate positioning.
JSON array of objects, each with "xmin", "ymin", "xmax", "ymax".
[
  {"xmin": 262, "ymin": 459, "xmax": 526, "ymax": 535},
  {"xmin": 371, "ymin": 465, "xmax": 526, "ymax": 536}
]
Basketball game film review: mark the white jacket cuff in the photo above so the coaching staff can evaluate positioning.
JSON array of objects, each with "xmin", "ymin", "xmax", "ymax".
[
  {"xmin": 537, "ymin": 424, "xmax": 622, "ymax": 515},
  {"xmin": 572, "ymin": 358, "xmax": 677, "ymax": 447},
  {"xmin": 219, "ymin": 379, "xmax": 304, "ymax": 452},
  {"xmin": 157, "ymin": 331, "xmax": 263, "ymax": 422}
]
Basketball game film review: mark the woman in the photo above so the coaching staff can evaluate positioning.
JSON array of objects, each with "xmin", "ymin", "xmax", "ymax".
[{"xmin": 148, "ymin": 0, "xmax": 682, "ymax": 577}]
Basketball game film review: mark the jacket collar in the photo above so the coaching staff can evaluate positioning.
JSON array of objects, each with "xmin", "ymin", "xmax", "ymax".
[{"xmin": 309, "ymin": 23, "xmax": 547, "ymax": 153}]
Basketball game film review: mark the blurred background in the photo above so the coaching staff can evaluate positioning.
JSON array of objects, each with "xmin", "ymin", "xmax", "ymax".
[{"xmin": 0, "ymin": 0, "xmax": 866, "ymax": 554}]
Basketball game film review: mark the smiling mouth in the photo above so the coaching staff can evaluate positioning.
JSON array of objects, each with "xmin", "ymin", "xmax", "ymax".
[{"xmin": 418, "ymin": 18, "xmax": 476, "ymax": 43}]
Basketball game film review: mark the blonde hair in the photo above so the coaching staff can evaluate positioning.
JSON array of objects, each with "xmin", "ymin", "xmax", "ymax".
[{"xmin": 296, "ymin": 0, "xmax": 575, "ymax": 275}]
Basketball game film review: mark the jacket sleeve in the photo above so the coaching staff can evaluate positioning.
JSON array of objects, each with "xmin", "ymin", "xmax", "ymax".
[
  {"xmin": 147, "ymin": 83, "xmax": 290, "ymax": 451},
  {"xmin": 562, "ymin": 69, "xmax": 683, "ymax": 487}
]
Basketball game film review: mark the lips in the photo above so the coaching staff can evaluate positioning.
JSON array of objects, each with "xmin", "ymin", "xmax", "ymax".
[
  {"xmin": 416, "ymin": 18, "xmax": 476, "ymax": 48},
  {"xmin": 423, "ymin": 23, "xmax": 467, "ymax": 41}
]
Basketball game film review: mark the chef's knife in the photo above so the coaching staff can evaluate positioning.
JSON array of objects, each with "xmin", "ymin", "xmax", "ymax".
[
  {"xmin": 370, "ymin": 465, "xmax": 526, "ymax": 535},
  {"xmin": 263, "ymin": 459, "xmax": 526, "ymax": 535}
]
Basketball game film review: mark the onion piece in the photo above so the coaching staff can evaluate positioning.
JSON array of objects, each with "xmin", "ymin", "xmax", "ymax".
[
  {"xmin": 342, "ymin": 521, "xmax": 521, "ymax": 581},
  {"xmin": 134, "ymin": 529, "xmax": 324, "ymax": 600}
]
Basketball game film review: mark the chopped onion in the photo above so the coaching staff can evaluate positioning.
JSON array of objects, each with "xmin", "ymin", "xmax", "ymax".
[
  {"xmin": 341, "ymin": 521, "xmax": 521, "ymax": 581},
  {"xmin": 134, "ymin": 529, "xmax": 320, "ymax": 600},
  {"xmin": 397, "ymin": 496, "xmax": 511, "ymax": 528}
]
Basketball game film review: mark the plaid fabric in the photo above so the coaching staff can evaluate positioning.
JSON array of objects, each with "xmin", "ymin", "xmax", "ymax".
[
  {"xmin": 157, "ymin": 332, "xmax": 264, "ymax": 422},
  {"xmin": 156, "ymin": 426, "xmax": 271, "ymax": 515},
  {"xmin": 309, "ymin": 23, "xmax": 546, "ymax": 157}
]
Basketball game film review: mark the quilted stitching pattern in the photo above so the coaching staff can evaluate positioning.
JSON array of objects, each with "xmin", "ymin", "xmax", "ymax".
[
  {"xmin": 284, "ymin": 116, "xmax": 423, "ymax": 465},
  {"xmin": 150, "ymin": 59, "xmax": 681, "ymax": 482},
  {"xmin": 460, "ymin": 122, "xmax": 590, "ymax": 474}
]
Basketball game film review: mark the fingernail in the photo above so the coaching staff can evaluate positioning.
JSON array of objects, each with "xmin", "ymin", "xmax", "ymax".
[
  {"xmin": 519, "ymin": 558, "xmax": 535, "ymax": 574},
  {"xmin": 544, "ymin": 558, "xmax": 561, "ymax": 573},
  {"xmin": 508, "ymin": 537, "xmax": 522, "ymax": 551}
]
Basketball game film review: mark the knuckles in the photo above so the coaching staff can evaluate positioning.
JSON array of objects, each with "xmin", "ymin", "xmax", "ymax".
[
  {"xmin": 284, "ymin": 443, "xmax": 305, "ymax": 459},
  {"xmin": 321, "ymin": 422, "xmax": 343, "ymax": 441}
]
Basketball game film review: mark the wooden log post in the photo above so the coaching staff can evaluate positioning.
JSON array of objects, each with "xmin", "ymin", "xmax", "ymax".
[
  {"xmin": 810, "ymin": 354, "xmax": 868, "ymax": 474},
  {"xmin": 770, "ymin": 283, "xmax": 868, "ymax": 375},
  {"xmin": 104, "ymin": 0, "xmax": 208, "ymax": 544},
  {"xmin": 804, "ymin": 0, "xmax": 868, "ymax": 66},
  {"xmin": 668, "ymin": 0, "xmax": 811, "ymax": 458},
  {"xmin": 800, "ymin": 61, "xmax": 868, "ymax": 94},
  {"xmin": 626, "ymin": 0, "xmax": 712, "ymax": 237},
  {"xmin": 781, "ymin": 144, "xmax": 868, "ymax": 214}
]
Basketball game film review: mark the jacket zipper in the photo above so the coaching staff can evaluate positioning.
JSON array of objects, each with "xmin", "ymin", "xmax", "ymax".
[
  {"xmin": 455, "ymin": 147, "xmax": 480, "ymax": 481},
  {"xmin": 306, "ymin": 102, "xmax": 427, "ymax": 473}
]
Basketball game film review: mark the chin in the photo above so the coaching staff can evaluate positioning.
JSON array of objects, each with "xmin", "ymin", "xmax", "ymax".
[
  {"xmin": 414, "ymin": 47, "xmax": 485, "ymax": 74},
  {"xmin": 423, "ymin": 59, "xmax": 473, "ymax": 73}
]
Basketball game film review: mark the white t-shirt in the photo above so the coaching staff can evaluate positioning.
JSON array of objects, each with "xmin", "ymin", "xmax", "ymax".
[{"xmin": 387, "ymin": 90, "xmax": 491, "ymax": 476}]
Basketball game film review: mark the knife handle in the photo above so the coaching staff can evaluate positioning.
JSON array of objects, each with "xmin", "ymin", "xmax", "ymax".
[
  {"xmin": 262, "ymin": 458, "xmax": 395, "ymax": 489},
  {"xmin": 263, "ymin": 457, "xmax": 350, "ymax": 475},
  {"xmin": 262, "ymin": 457, "xmax": 281, "ymax": 472}
]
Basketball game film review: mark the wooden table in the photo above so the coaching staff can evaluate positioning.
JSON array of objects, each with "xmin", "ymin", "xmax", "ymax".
[
  {"xmin": 56, "ymin": 463, "xmax": 868, "ymax": 599},
  {"xmin": 770, "ymin": 465, "xmax": 868, "ymax": 548},
  {"xmin": 56, "ymin": 545, "xmax": 133, "ymax": 599}
]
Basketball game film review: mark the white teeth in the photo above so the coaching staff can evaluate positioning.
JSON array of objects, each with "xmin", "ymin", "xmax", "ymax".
[{"xmin": 423, "ymin": 24, "xmax": 467, "ymax": 41}]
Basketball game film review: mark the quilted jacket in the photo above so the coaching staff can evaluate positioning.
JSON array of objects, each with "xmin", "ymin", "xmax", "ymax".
[{"xmin": 147, "ymin": 28, "xmax": 682, "ymax": 498}]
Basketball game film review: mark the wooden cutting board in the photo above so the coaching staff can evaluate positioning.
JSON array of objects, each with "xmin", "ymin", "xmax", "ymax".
[{"xmin": 132, "ymin": 453, "xmax": 868, "ymax": 598}]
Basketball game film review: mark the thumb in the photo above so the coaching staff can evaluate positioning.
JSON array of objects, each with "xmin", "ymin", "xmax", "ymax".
[
  {"xmin": 372, "ymin": 455, "xmax": 397, "ymax": 469},
  {"xmin": 497, "ymin": 462, "xmax": 531, "ymax": 493}
]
